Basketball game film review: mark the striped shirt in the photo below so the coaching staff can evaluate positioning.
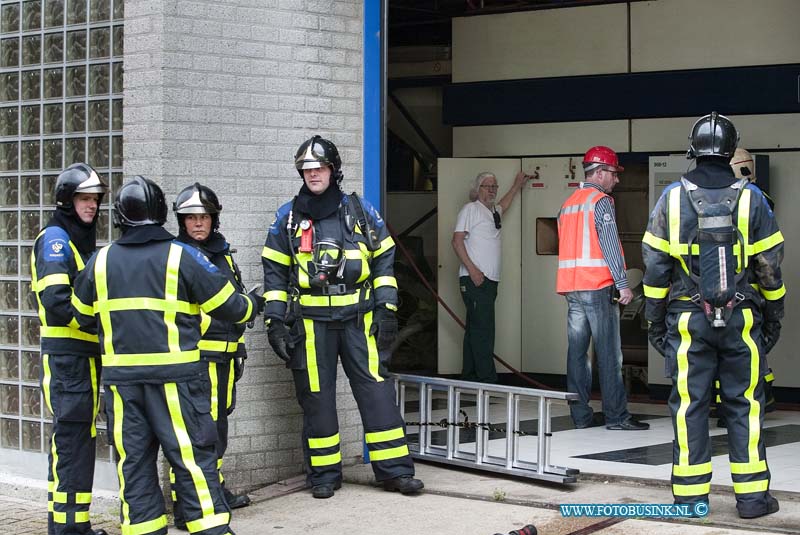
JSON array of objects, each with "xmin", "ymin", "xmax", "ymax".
[{"xmin": 584, "ymin": 182, "xmax": 628, "ymax": 290}]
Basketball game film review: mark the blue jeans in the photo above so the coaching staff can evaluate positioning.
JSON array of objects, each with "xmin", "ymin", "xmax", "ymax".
[{"xmin": 565, "ymin": 287, "xmax": 630, "ymax": 427}]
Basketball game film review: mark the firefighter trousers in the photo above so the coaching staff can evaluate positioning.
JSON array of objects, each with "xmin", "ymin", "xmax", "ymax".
[
  {"xmin": 171, "ymin": 359, "xmax": 236, "ymax": 520},
  {"xmin": 41, "ymin": 354, "xmax": 101, "ymax": 535},
  {"xmin": 663, "ymin": 307, "xmax": 773, "ymax": 517},
  {"xmin": 104, "ymin": 380, "xmax": 234, "ymax": 535},
  {"xmin": 289, "ymin": 313, "xmax": 414, "ymax": 486}
]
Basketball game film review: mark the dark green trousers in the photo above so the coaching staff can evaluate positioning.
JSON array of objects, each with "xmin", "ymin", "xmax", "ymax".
[{"xmin": 459, "ymin": 276, "xmax": 498, "ymax": 383}]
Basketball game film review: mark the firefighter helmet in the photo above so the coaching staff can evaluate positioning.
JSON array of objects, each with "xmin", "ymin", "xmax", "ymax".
[
  {"xmin": 173, "ymin": 182, "xmax": 222, "ymax": 231},
  {"xmin": 687, "ymin": 111, "xmax": 739, "ymax": 159},
  {"xmin": 583, "ymin": 146, "xmax": 624, "ymax": 172},
  {"xmin": 112, "ymin": 176, "xmax": 168, "ymax": 228},
  {"xmin": 294, "ymin": 135, "xmax": 343, "ymax": 183},
  {"xmin": 730, "ymin": 147, "xmax": 755, "ymax": 182},
  {"xmin": 55, "ymin": 163, "xmax": 108, "ymax": 209}
]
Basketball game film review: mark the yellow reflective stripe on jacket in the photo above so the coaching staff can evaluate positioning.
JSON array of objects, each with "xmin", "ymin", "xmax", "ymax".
[
  {"xmin": 261, "ymin": 245, "xmax": 291, "ymax": 266},
  {"xmin": 69, "ymin": 241, "xmax": 85, "ymax": 271},
  {"xmin": 198, "ymin": 340, "xmax": 239, "ymax": 353},
  {"xmin": 373, "ymin": 235, "xmax": 395, "ymax": 257},
  {"xmin": 71, "ymin": 293, "xmax": 94, "ymax": 316},
  {"xmin": 667, "ymin": 187, "xmax": 690, "ymax": 274},
  {"xmin": 344, "ymin": 248, "xmax": 369, "ymax": 282},
  {"xmin": 643, "ymin": 284, "xmax": 669, "ymax": 299},
  {"xmin": 308, "ymin": 433, "xmax": 339, "ymax": 449},
  {"xmin": 235, "ymin": 295, "xmax": 253, "ymax": 324},
  {"xmin": 165, "ymin": 244, "xmax": 183, "ymax": 353},
  {"xmin": 642, "ymin": 231, "xmax": 669, "ymax": 253},
  {"xmin": 95, "ymin": 247, "xmax": 115, "ymax": 356},
  {"xmin": 365, "ymin": 427, "xmax": 404, "ymax": 444},
  {"xmin": 373, "ymin": 276, "xmax": 397, "ymax": 289},
  {"xmin": 40, "ymin": 326, "xmax": 99, "ymax": 342},
  {"xmin": 201, "ymin": 282, "xmax": 235, "ymax": 313},
  {"xmin": 751, "ymin": 231, "xmax": 784, "ymax": 255},
  {"xmin": 299, "ymin": 291, "xmax": 363, "ymax": 308},
  {"xmin": 736, "ymin": 188, "xmax": 751, "ymax": 271},
  {"xmin": 296, "ymin": 251, "xmax": 312, "ymax": 288},
  {"xmin": 760, "ymin": 284, "xmax": 786, "ymax": 301},
  {"xmin": 199, "ymin": 311, "xmax": 212, "ymax": 335},
  {"xmin": 265, "ymin": 290, "xmax": 287, "ymax": 302},
  {"xmin": 35, "ymin": 273, "xmax": 71, "ymax": 291},
  {"xmin": 103, "ymin": 350, "xmax": 200, "ymax": 367},
  {"xmin": 93, "ymin": 297, "xmax": 200, "ymax": 315}
]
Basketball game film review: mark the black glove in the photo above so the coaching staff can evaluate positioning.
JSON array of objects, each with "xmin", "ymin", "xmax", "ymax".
[
  {"xmin": 267, "ymin": 320, "xmax": 292, "ymax": 363},
  {"xmin": 370, "ymin": 307, "xmax": 398, "ymax": 351},
  {"xmin": 647, "ymin": 321, "xmax": 668, "ymax": 357},
  {"xmin": 247, "ymin": 288, "xmax": 265, "ymax": 316},
  {"xmin": 233, "ymin": 356, "xmax": 245, "ymax": 382},
  {"xmin": 762, "ymin": 320, "xmax": 781, "ymax": 355}
]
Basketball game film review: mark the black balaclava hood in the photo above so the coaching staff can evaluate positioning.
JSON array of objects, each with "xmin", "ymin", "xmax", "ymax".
[
  {"xmin": 294, "ymin": 176, "xmax": 342, "ymax": 220},
  {"xmin": 177, "ymin": 226, "xmax": 228, "ymax": 255},
  {"xmin": 47, "ymin": 205, "xmax": 99, "ymax": 256}
]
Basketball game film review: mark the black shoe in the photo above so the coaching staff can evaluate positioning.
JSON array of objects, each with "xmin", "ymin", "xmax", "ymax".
[
  {"xmin": 606, "ymin": 417, "xmax": 650, "ymax": 431},
  {"xmin": 312, "ymin": 480, "xmax": 341, "ymax": 499},
  {"xmin": 383, "ymin": 475, "xmax": 424, "ymax": 494},
  {"xmin": 94, "ymin": 530, "xmax": 109, "ymax": 535},
  {"xmin": 738, "ymin": 495, "xmax": 780, "ymax": 519},
  {"xmin": 174, "ymin": 517, "xmax": 187, "ymax": 531},
  {"xmin": 224, "ymin": 487, "xmax": 251, "ymax": 509}
]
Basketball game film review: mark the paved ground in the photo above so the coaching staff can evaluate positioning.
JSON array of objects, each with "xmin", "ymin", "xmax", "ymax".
[{"xmin": 3, "ymin": 462, "xmax": 799, "ymax": 534}]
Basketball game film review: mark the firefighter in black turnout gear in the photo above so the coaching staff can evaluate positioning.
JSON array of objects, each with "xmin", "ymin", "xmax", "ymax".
[
  {"xmin": 169, "ymin": 183, "xmax": 252, "ymax": 528},
  {"xmin": 262, "ymin": 136, "xmax": 423, "ymax": 499},
  {"xmin": 72, "ymin": 176, "xmax": 264, "ymax": 535},
  {"xmin": 642, "ymin": 113, "xmax": 785, "ymax": 519},
  {"xmin": 32, "ymin": 163, "xmax": 108, "ymax": 535}
]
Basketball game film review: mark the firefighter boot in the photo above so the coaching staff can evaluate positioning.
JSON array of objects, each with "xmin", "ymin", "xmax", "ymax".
[
  {"xmin": 738, "ymin": 494, "xmax": 779, "ymax": 519},
  {"xmin": 312, "ymin": 480, "xmax": 342, "ymax": 499},
  {"xmin": 173, "ymin": 499, "xmax": 187, "ymax": 531},
  {"xmin": 223, "ymin": 486, "xmax": 251, "ymax": 509},
  {"xmin": 383, "ymin": 475, "xmax": 424, "ymax": 495}
]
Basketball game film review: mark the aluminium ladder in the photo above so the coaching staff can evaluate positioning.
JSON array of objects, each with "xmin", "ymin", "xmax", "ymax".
[{"xmin": 393, "ymin": 373, "xmax": 580, "ymax": 484}]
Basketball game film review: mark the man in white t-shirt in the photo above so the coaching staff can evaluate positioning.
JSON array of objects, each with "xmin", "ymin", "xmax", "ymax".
[{"xmin": 451, "ymin": 170, "xmax": 528, "ymax": 383}]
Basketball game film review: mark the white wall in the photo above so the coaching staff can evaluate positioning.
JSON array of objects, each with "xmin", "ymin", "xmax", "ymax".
[
  {"xmin": 448, "ymin": 0, "xmax": 800, "ymax": 388},
  {"xmin": 452, "ymin": 4, "xmax": 628, "ymax": 83}
]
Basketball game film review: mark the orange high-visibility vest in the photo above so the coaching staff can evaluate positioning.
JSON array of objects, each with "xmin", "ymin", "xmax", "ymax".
[{"xmin": 556, "ymin": 186, "xmax": 622, "ymax": 294}]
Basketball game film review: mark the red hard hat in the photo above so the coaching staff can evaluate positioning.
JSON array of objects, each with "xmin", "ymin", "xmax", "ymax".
[{"xmin": 583, "ymin": 146, "xmax": 624, "ymax": 172}]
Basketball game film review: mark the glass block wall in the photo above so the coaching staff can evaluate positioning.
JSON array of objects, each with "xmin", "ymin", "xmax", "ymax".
[{"xmin": 0, "ymin": 0, "xmax": 123, "ymax": 460}]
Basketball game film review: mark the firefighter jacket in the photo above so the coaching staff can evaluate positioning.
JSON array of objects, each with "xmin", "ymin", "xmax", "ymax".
[
  {"xmin": 642, "ymin": 160, "xmax": 785, "ymax": 326},
  {"xmin": 72, "ymin": 225, "xmax": 258, "ymax": 384},
  {"xmin": 262, "ymin": 192, "xmax": 398, "ymax": 322},
  {"xmin": 177, "ymin": 230, "xmax": 247, "ymax": 362},
  {"xmin": 31, "ymin": 225, "xmax": 99, "ymax": 357},
  {"xmin": 556, "ymin": 185, "xmax": 621, "ymax": 294}
]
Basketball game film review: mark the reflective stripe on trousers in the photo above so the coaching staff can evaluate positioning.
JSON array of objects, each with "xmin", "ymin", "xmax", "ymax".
[{"xmin": 665, "ymin": 308, "xmax": 771, "ymax": 510}]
